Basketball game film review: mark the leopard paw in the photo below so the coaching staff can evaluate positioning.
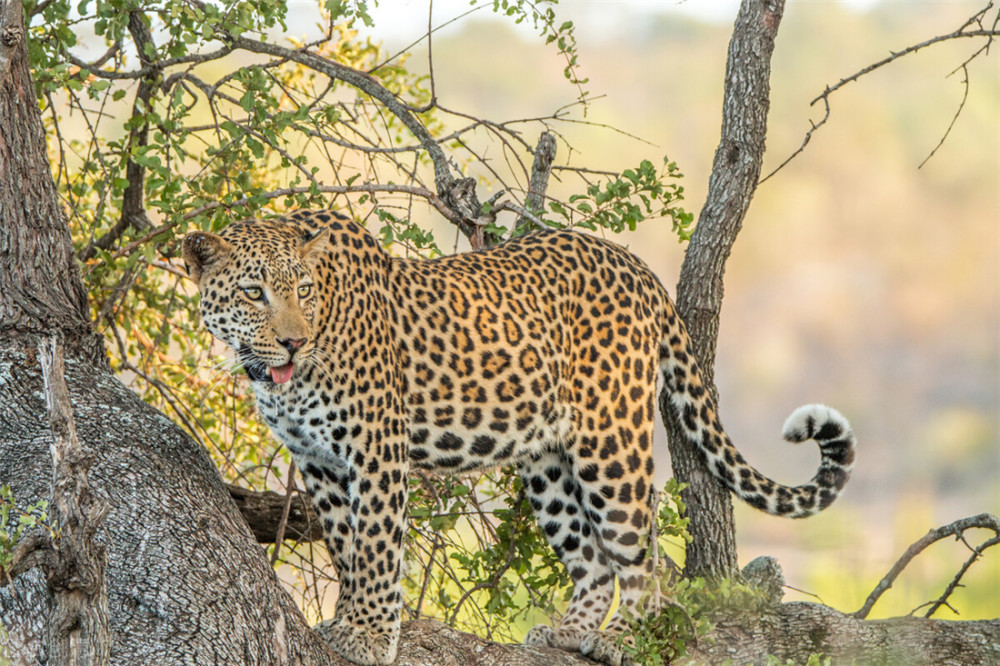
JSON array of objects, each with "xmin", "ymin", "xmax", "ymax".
[
  {"xmin": 314, "ymin": 617, "xmax": 398, "ymax": 665},
  {"xmin": 524, "ymin": 624, "xmax": 586, "ymax": 651},
  {"xmin": 580, "ymin": 629, "xmax": 635, "ymax": 666}
]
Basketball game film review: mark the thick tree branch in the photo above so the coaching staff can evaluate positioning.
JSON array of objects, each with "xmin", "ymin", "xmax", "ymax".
[
  {"xmin": 665, "ymin": 0, "xmax": 785, "ymax": 579},
  {"xmin": 515, "ymin": 131, "xmax": 557, "ymax": 231},
  {"xmin": 680, "ymin": 603, "xmax": 1000, "ymax": 665},
  {"xmin": 227, "ymin": 483, "xmax": 323, "ymax": 544}
]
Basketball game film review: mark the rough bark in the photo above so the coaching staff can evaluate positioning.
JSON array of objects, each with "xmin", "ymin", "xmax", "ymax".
[
  {"xmin": 0, "ymin": 0, "xmax": 92, "ymax": 352},
  {"xmin": 663, "ymin": 0, "xmax": 784, "ymax": 579},
  {"xmin": 515, "ymin": 132, "xmax": 557, "ymax": 231},
  {"xmin": 37, "ymin": 338, "xmax": 111, "ymax": 665},
  {"xmin": 682, "ymin": 604, "xmax": 1000, "ymax": 665}
]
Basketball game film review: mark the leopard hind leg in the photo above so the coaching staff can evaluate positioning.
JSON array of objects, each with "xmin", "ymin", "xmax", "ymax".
[{"xmin": 519, "ymin": 448, "xmax": 617, "ymax": 652}]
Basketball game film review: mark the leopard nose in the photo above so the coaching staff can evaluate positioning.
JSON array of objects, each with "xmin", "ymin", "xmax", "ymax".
[{"xmin": 278, "ymin": 337, "xmax": 308, "ymax": 355}]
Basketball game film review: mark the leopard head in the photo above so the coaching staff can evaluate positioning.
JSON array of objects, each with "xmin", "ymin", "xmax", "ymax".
[{"xmin": 182, "ymin": 219, "xmax": 328, "ymax": 390}]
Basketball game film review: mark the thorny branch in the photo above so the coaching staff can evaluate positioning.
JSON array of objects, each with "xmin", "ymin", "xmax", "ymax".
[
  {"xmin": 853, "ymin": 513, "xmax": 1000, "ymax": 620},
  {"xmin": 761, "ymin": 1, "xmax": 999, "ymax": 183}
]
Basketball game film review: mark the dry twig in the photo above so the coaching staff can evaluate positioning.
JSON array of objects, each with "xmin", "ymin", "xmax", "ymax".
[
  {"xmin": 853, "ymin": 513, "xmax": 1000, "ymax": 620},
  {"xmin": 761, "ymin": 2, "xmax": 999, "ymax": 183}
]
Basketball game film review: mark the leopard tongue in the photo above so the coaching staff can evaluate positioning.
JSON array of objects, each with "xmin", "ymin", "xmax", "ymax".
[{"xmin": 270, "ymin": 363, "xmax": 294, "ymax": 384}]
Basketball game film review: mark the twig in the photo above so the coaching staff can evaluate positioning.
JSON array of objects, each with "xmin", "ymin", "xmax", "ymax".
[
  {"xmin": 853, "ymin": 513, "xmax": 1000, "ymax": 619},
  {"xmin": 496, "ymin": 200, "xmax": 545, "ymax": 230},
  {"xmin": 920, "ymin": 533, "xmax": 1000, "ymax": 618},
  {"xmin": 269, "ymin": 461, "xmax": 298, "ymax": 565},
  {"xmin": 761, "ymin": 2, "xmax": 1000, "ymax": 183},
  {"xmin": 919, "ymin": 5, "xmax": 997, "ymax": 168}
]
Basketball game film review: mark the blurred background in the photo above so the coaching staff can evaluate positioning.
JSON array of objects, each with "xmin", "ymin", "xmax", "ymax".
[{"xmin": 341, "ymin": 0, "xmax": 1000, "ymax": 619}]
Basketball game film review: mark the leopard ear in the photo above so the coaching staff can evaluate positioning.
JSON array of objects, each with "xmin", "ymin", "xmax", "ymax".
[
  {"xmin": 300, "ymin": 227, "xmax": 329, "ymax": 265},
  {"xmin": 182, "ymin": 232, "xmax": 232, "ymax": 282}
]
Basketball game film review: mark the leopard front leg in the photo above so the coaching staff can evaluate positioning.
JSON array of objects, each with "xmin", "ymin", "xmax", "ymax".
[
  {"xmin": 311, "ymin": 430, "xmax": 408, "ymax": 666},
  {"xmin": 296, "ymin": 457, "xmax": 358, "ymax": 619}
]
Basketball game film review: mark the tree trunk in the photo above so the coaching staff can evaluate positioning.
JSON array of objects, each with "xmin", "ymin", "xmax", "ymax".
[
  {"xmin": 664, "ymin": 0, "xmax": 784, "ymax": 579},
  {"xmin": 0, "ymin": 0, "xmax": 92, "ymax": 352}
]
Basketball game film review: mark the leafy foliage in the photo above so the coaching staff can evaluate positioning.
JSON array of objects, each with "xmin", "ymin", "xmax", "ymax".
[
  {"xmin": 615, "ymin": 481, "xmax": 772, "ymax": 664},
  {"xmin": 620, "ymin": 575, "xmax": 770, "ymax": 664},
  {"xmin": 555, "ymin": 158, "xmax": 692, "ymax": 238},
  {"xmin": 0, "ymin": 487, "xmax": 55, "ymax": 576}
]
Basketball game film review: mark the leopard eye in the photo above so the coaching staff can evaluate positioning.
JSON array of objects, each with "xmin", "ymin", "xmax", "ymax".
[
  {"xmin": 297, "ymin": 284, "xmax": 313, "ymax": 299},
  {"xmin": 242, "ymin": 286, "xmax": 264, "ymax": 301}
]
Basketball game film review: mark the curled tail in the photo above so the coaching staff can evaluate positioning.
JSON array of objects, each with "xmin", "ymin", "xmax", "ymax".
[{"xmin": 659, "ymin": 305, "xmax": 856, "ymax": 518}]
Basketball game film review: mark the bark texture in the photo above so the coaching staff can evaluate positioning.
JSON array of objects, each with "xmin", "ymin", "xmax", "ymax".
[
  {"xmin": 0, "ymin": 0, "xmax": 92, "ymax": 349},
  {"xmin": 663, "ymin": 0, "xmax": 784, "ymax": 578},
  {"xmin": 37, "ymin": 338, "xmax": 111, "ymax": 665},
  {"xmin": 0, "ymin": 344, "xmax": 339, "ymax": 664},
  {"xmin": 682, "ymin": 603, "xmax": 1000, "ymax": 665}
]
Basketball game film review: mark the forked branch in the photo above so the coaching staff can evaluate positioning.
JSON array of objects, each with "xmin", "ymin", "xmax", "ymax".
[
  {"xmin": 762, "ymin": 1, "xmax": 999, "ymax": 182},
  {"xmin": 853, "ymin": 513, "xmax": 1000, "ymax": 620}
]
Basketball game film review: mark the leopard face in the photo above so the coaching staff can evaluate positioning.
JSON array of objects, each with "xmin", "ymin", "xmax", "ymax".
[{"xmin": 183, "ymin": 221, "xmax": 326, "ymax": 391}]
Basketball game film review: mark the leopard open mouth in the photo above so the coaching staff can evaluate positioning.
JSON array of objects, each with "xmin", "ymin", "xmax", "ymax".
[{"xmin": 236, "ymin": 344, "xmax": 292, "ymax": 384}]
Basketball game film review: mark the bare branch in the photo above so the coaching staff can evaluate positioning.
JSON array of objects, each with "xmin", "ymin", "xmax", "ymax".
[
  {"xmin": 920, "ymin": 533, "xmax": 1000, "ymax": 618},
  {"xmin": 515, "ymin": 131, "xmax": 557, "ymax": 231},
  {"xmin": 226, "ymin": 483, "xmax": 323, "ymax": 543},
  {"xmin": 762, "ymin": 2, "xmax": 1000, "ymax": 182},
  {"xmin": 853, "ymin": 513, "xmax": 1000, "ymax": 620},
  {"xmin": 269, "ymin": 461, "xmax": 299, "ymax": 564}
]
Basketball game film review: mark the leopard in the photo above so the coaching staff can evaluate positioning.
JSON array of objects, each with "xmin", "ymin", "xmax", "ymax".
[{"xmin": 182, "ymin": 209, "xmax": 856, "ymax": 666}]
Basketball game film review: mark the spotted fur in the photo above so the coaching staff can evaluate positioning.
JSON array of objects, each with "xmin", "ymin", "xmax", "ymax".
[{"xmin": 182, "ymin": 210, "xmax": 856, "ymax": 665}]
